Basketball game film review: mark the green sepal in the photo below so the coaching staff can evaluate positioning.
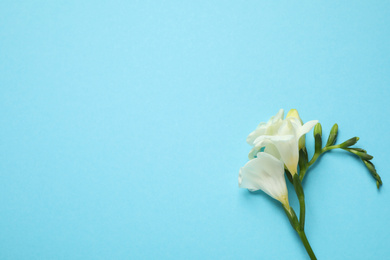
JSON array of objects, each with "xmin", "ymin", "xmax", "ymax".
[
  {"xmin": 325, "ymin": 123, "xmax": 338, "ymax": 147},
  {"xmin": 339, "ymin": 137, "xmax": 359, "ymax": 148},
  {"xmin": 285, "ymin": 169, "xmax": 293, "ymax": 184},
  {"xmin": 293, "ymin": 175, "xmax": 305, "ymax": 203},
  {"xmin": 283, "ymin": 205, "xmax": 299, "ymax": 230},
  {"xmin": 314, "ymin": 123, "xmax": 322, "ymax": 154},
  {"xmin": 363, "ymin": 160, "xmax": 383, "ymax": 189},
  {"xmin": 293, "ymin": 174, "xmax": 305, "ymax": 230}
]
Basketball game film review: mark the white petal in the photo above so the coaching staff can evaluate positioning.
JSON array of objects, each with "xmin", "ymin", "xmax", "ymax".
[
  {"xmin": 298, "ymin": 120, "xmax": 319, "ymax": 138},
  {"xmin": 287, "ymin": 116, "xmax": 303, "ymax": 128},
  {"xmin": 239, "ymin": 153, "xmax": 288, "ymax": 204},
  {"xmin": 264, "ymin": 143, "xmax": 281, "ymax": 160},
  {"xmin": 271, "ymin": 136, "xmax": 299, "ymax": 174},
  {"xmin": 248, "ymin": 146, "xmax": 261, "ymax": 160},
  {"xmin": 252, "ymin": 135, "xmax": 278, "ymax": 148},
  {"xmin": 277, "ymin": 119, "xmax": 296, "ymax": 136},
  {"xmin": 246, "ymin": 126, "xmax": 267, "ymax": 145},
  {"xmin": 253, "ymin": 135, "xmax": 298, "ymax": 174},
  {"xmin": 273, "ymin": 109, "xmax": 285, "ymax": 122},
  {"xmin": 248, "ymin": 142, "xmax": 281, "ymax": 160},
  {"xmin": 265, "ymin": 120, "xmax": 284, "ymax": 135},
  {"xmin": 246, "ymin": 109, "xmax": 284, "ymax": 145}
]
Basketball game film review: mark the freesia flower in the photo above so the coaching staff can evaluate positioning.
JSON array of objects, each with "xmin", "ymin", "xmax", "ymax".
[
  {"xmin": 239, "ymin": 152, "xmax": 289, "ymax": 206},
  {"xmin": 247, "ymin": 109, "xmax": 318, "ymax": 175},
  {"xmin": 239, "ymin": 109, "xmax": 381, "ymax": 260}
]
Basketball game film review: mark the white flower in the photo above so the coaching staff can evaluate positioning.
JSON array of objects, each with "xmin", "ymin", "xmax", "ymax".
[
  {"xmin": 246, "ymin": 109, "xmax": 284, "ymax": 145},
  {"xmin": 286, "ymin": 109, "xmax": 305, "ymax": 149},
  {"xmin": 247, "ymin": 109, "xmax": 318, "ymax": 175},
  {"xmin": 239, "ymin": 152, "xmax": 289, "ymax": 206}
]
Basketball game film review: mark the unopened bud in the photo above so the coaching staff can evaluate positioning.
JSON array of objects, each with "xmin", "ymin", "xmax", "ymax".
[
  {"xmin": 325, "ymin": 123, "xmax": 338, "ymax": 147},
  {"xmin": 363, "ymin": 160, "xmax": 382, "ymax": 189},
  {"xmin": 344, "ymin": 148, "xmax": 373, "ymax": 160},
  {"xmin": 314, "ymin": 123, "xmax": 322, "ymax": 153},
  {"xmin": 286, "ymin": 109, "xmax": 303, "ymax": 124},
  {"xmin": 339, "ymin": 137, "xmax": 359, "ymax": 148}
]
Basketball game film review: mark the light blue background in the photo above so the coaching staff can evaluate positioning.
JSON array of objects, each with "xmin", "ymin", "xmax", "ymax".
[{"xmin": 1, "ymin": 1, "xmax": 389, "ymax": 259}]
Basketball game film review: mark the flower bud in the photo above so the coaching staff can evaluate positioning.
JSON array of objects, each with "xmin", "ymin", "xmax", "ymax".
[
  {"xmin": 314, "ymin": 123, "xmax": 322, "ymax": 137},
  {"xmin": 286, "ymin": 109, "xmax": 303, "ymax": 124},
  {"xmin": 363, "ymin": 160, "xmax": 382, "ymax": 189},
  {"xmin": 358, "ymin": 153, "xmax": 374, "ymax": 160},
  {"xmin": 314, "ymin": 123, "xmax": 322, "ymax": 153},
  {"xmin": 344, "ymin": 148, "xmax": 373, "ymax": 160},
  {"xmin": 339, "ymin": 137, "xmax": 359, "ymax": 148},
  {"xmin": 298, "ymin": 136, "xmax": 306, "ymax": 150},
  {"xmin": 325, "ymin": 123, "xmax": 338, "ymax": 147}
]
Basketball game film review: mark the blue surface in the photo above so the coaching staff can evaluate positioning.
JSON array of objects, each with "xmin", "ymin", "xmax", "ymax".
[{"xmin": 1, "ymin": 1, "xmax": 389, "ymax": 259}]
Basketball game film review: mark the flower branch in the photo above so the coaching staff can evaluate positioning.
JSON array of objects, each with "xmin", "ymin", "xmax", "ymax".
[
  {"xmin": 299, "ymin": 122, "xmax": 382, "ymax": 189},
  {"xmin": 239, "ymin": 109, "xmax": 382, "ymax": 259}
]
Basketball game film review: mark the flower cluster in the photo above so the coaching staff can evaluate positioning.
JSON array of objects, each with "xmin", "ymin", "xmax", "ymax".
[
  {"xmin": 239, "ymin": 109, "xmax": 382, "ymax": 259},
  {"xmin": 239, "ymin": 109, "xmax": 317, "ymax": 205}
]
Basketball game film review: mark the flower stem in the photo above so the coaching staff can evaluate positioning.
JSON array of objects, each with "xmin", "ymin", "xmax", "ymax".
[
  {"xmin": 297, "ymin": 229, "xmax": 317, "ymax": 260},
  {"xmin": 300, "ymin": 145, "xmax": 342, "ymax": 181},
  {"xmin": 293, "ymin": 175, "xmax": 305, "ymax": 230},
  {"xmin": 283, "ymin": 206, "xmax": 317, "ymax": 260},
  {"xmin": 308, "ymin": 153, "xmax": 320, "ymax": 166}
]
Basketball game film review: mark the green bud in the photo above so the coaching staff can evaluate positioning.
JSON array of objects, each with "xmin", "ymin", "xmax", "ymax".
[
  {"xmin": 285, "ymin": 169, "xmax": 293, "ymax": 184},
  {"xmin": 350, "ymin": 148, "xmax": 367, "ymax": 153},
  {"xmin": 314, "ymin": 123, "xmax": 322, "ymax": 137},
  {"xmin": 363, "ymin": 160, "xmax": 382, "ymax": 189},
  {"xmin": 363, "ymin": 160, "xmax": 375, "ymax": 172},
  {"xmin": 298, "ymin": 148, "xmax": 308, "ymax": 172},
  {"xmin": 339, "ymin": 137, "xmax": 359, "ymax": 148},
  {"xmin": 314, "ymin": 123, "xmax": 322, "ymax": 153},
  {"xmin": 344, "ymin": 148, "xmax": 373, "ymax": 160},
  {"xmin": 358, "ymin": 153, "xmax": 373, "ymax": 160},
  {"xmin": 325, "ymin": 123, "xmax": 338, "ymax": 147}
]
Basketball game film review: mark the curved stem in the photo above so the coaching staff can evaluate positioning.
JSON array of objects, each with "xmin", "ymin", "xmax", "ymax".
[
  {"xmin": 309, "ymin": 145, "xmax": 341, "ymax": 166},
  {"xmin": 302, "ymin": 145, "xmax": 343, "ymax": 180},
  {"xmin": 308, "ymin": 153, "xmax": 320, "ymax": 166}
]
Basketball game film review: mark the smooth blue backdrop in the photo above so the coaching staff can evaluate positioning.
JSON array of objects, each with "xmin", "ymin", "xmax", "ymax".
[{"xmin": 1, "ymin": 1, "xmax": 389, "ymax": 259}]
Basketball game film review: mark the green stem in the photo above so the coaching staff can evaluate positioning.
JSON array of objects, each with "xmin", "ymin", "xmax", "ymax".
[
  {"xmin": 283, "ymin": 206, "xmax": 317, "ymax": 260},
  {"xmin": 301, "ymin": 145, "xmax": 342, "ymax": 180},
  {"xmin": 309, "ymin": 145, "xmax": 341, "ymax": 166},
  {"xmin": 293, "ymin": 175, "xmax": 305, "ymax": 230},
  {"xmin": 308, "ymin": 153, "xmax": 320, "ymax": 166},
  {"xmin": 322, "ymin": 145, "xmax": 341, "ymax": 152},
  {"xmin": 297, "ymin": 230, "xmax": 317, "ymax": 260}
]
